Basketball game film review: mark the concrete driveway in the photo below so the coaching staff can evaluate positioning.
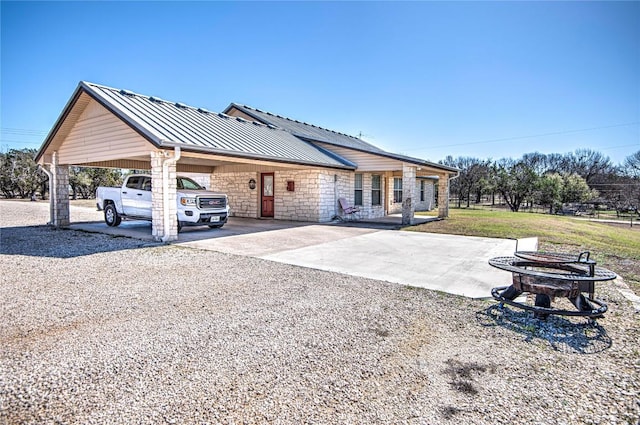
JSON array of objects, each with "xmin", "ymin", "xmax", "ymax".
[
  {"xmin": 173, "ymin": 219, "xmax": 516, "ymax": 299},
  {"xmin": 72, "ymin": 213, "xmax": 515, "ymax": 299}
]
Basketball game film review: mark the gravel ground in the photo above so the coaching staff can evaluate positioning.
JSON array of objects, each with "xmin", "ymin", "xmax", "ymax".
[{"xmin": 1, "ymin": 200, "xmax": 639, "ymax": 425}]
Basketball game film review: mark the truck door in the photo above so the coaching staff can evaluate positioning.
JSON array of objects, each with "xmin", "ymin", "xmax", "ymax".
[
  {"xmin": 122, "ymin": 176, "xmax": 142, "ymax": 216},
  {"xmin": 138, "ymin": 177, "xmax": 153, "ymax": 218}
]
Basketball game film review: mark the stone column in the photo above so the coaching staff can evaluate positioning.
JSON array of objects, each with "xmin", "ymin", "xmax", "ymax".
[
  {"xmin": 402, "ymin": 164, "xmax": 417, "ymax": 225},
  {"xmin": 150, "ymin": 151, "xmax": 178, "ymax": 242},
  {"xmin": 48, "ymin": 152, "xmax": 70, "ymax": 228},
  {"xmin": 438, "ymin": 174, "xmax": 450, "ymax": 218}
]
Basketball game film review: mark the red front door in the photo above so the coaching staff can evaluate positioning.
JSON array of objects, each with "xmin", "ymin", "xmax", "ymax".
[{"xmin": 261, "ymin": 173, "xmax": 274, "ymax": 217}]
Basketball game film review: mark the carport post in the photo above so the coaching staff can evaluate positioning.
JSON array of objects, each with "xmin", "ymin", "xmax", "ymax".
[
  {"xmin": 402, "ymin": 164, "xmax": 416, "ymax": 225},
  {"xmin": 47, "ymin": 151, "xmax": 70, "ymax": 228},
  {"xmin": 150, "ymin": 150, "xmax": 179, "ymax": 242},
  {"xmin": 437, "ymin": 173, "xmax": 456, "ymax": 218}
]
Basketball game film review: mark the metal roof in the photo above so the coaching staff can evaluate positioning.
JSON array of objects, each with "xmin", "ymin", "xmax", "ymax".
[
  {"xmin": 224, "ymin": 103, "xmax": 459, "ymax": 173},
  {"xmin": 37, "ymin": 81, "xmax": 356, "ymax": 169},
  {"xmin": 224, "ymin": 103, "xmax": 386, "ymax": 153}
]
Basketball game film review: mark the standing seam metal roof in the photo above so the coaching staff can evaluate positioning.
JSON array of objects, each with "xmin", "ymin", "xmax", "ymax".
[
  {"xmin": 70, "ymin": 82, "xmax": 356, "ymax": 169},
  {"xmin": 223, "ymin": 103, "xmax": 459, "ymax": 173},
  {"xmin": 224, "ymin": 103, "xmax": 387, "ymax": 154}
]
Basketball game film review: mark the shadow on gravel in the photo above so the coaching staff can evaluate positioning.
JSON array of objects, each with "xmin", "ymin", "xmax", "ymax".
[
  {"xmin": 0, "ymin": 225, "xmax": 159, "ymax": 258},
  {"xmin": 476, "ymin": 304, "xmax": 612, "ymax": 354}
]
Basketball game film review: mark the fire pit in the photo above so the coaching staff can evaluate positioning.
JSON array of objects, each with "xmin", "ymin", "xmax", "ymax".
[{"xmin": 489, "ymin": 251, "xmax": 618, "ymax": 319}]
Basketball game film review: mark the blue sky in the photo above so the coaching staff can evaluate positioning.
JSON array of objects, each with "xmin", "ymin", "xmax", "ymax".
[{"xmin": 1, "ymin": 1, "xmax": 638, "ymax": 165}]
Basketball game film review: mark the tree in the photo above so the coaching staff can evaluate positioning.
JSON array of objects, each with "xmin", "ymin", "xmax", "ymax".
[
  {"xmin": 536, "ymin": 173, "xmax": 563, "ymax": 214},
  {"xmin": 440, "ymin": 156, "xmax": 491, "ymax": 207},
  {"xmin": 0, "ymin": 148, "xmax": 47, "ymax": 199},
  {"xmin": 69, "ymin": 167, "xmax": 123, "ymax": 199},
  {"xmin": 561, "ymin": 173, "xmax": 597, "ymax": 204},
  {"xmin": 493, "ymin": 158, "xmax": 539, "ymax": 212},
  {"xmin": 624, "ymin": 150, "xmax": 640, "ymax": 178},
  {"xmin": 565, "ymin": 149, "xmax": 613, "ymax": 184}
]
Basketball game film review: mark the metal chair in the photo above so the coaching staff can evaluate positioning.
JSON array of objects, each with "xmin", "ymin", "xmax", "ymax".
[{"xmin": 338, "ymin": 197, "xmax": 360, "ymax": 221}]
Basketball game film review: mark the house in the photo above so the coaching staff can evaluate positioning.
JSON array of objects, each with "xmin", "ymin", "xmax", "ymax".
[{"xmin": 36, "ymin": 81, "xmax": 459, "ymax": 241}]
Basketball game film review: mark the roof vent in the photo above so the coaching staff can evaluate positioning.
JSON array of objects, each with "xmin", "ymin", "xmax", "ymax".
[
  {"xmin": 120, "ymin": 89, "xmax": 135, "ymax": 96},
  {"xmin": 252, "ymin": 121, "xmax": 262, "ymax": 126},
  {"xmin": 175, "ymin": 102, "xmax": 187, "ymax": 109},
  {"xmin": 218, "ymin": 113, "xmax": 229, "ymax": 119},
  {"xmin": 236, "ymin": 117, "xmax": 247, "ymax": 123},
  {"xmin": 197, "ymin": 108, "xmax": 210, "ymax": 114},
  {"xmin": 149, "ymin": 96, "xmax": 165, "ymax": 103},
  {"xmin": 267, "ymin": 124, "xmax": 277, "ymax": 129}
]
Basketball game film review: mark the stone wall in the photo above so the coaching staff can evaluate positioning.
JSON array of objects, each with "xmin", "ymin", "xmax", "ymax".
[
  {"xmin": 210, "ymin": 168, "xmax": 407, "ymax": 222},
  {"xmin": 274, "ymin": 170, "xmax": 321, "ymax": 221},
  {"xmin": 389, "ymin": 177, "xmax": 435, "ymax": 214},
  {"xmin": 210, "ymin": 172, "xmax": 259, "ymax": 218},
  {"xmin": 415, "ymin": 180, "xmax": 435, "ymax": 211}
]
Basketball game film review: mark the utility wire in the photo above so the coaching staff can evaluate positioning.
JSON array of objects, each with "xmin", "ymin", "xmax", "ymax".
[{"xmin": 404, "ymin": 122, "xmax": 640, "ymax": 151}]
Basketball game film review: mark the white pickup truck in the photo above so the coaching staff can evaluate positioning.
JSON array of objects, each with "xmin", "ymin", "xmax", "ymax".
[{"xmin": 96, "ymin": 174, "xmax": 229, "ymax": 230}]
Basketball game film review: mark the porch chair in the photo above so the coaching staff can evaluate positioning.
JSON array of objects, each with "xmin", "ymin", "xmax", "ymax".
[{"xmin": 338, "ymin": 197, "xmax": 361, "ymax": 221}]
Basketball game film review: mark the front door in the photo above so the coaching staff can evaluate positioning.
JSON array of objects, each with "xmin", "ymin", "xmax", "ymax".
[{"xmin": 261, "ymin": 173, "xmax": 274, "ymax": 217}]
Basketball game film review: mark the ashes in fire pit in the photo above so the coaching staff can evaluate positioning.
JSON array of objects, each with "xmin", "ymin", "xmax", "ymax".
[{"xmin": 489, "ymin": 251, "xmax": 618, "ymax": 319}]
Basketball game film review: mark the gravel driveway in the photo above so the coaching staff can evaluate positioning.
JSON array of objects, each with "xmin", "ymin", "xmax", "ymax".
[{"xmin": 1, "ymin": 200, "xmax": 639, "ymax": 424}]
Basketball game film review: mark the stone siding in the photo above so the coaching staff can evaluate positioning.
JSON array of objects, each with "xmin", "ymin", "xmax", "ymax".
[
  {"xmin": 150, "ymin": 151, "xmax": 178, "ymax": 242},
  {"xmin": 415, "ymin": 180, "xmax": 435, "ymax": 211},
  {"xmin": 48, "ymin": 154, "xmax": 70, "ymax": 228},
  {"xmin": 209, "ymin": 169, "xmax": 408, "ymax": 222},
  {"xmin": 210, "ymin": 172, "xmax": 259, "ymax": 218}
]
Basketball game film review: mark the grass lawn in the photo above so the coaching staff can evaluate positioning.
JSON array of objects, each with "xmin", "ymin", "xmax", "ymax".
[{"xmin": 408, "ymin": 208, "xmax": 640, "ymax": 295}]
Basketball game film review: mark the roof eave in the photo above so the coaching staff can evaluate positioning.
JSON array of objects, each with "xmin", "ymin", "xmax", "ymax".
[
  {"xmin": 298, "ymin": 136, "xmax": 459, "ymax": 174},
  {"xmin": 160, "ymin": 142, "xmax": 356, "ymax": 171}
]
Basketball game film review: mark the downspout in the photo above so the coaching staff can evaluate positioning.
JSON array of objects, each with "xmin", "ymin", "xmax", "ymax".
[
  {"xmin": 161, "ymin": 147, "xmax": 181, "ymax": 242},
  {"xmin": 38, "ymin": 163, "xmax": 54, "ymax": 226}
]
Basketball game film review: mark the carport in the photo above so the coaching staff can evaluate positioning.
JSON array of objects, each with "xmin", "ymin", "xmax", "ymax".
[{"xmin": 36, "ymin": 81, "xmax": 458, "ymax": 242}]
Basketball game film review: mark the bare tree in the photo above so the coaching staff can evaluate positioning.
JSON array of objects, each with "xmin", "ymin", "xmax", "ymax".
[
  {"xmin": 624, "ymin": 150, "xmax": 640, "ymax": 178},
  {"xmin": 565, "ymin": 149, "xmax": 613, "ymax": 184}
]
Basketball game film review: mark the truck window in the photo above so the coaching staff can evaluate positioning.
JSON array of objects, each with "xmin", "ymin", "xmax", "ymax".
[
  {"xmin": 142, "ymin": 177, "xmax": 152, "ymax": 191},
  {"xmin": 126, "ymin": 176, "xmax": 142, "ymax": 189},
  {"xmin": 177, "ymin": 177, "xmax": 204, "ymax": 190}
]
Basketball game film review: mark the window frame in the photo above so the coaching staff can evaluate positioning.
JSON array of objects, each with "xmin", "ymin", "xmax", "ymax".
[
  {"xmin": 371, "ymin": 174, "xmax": 381, "ymax": 206},
  {"xmin": 393, "ymin": 178, "xmax": 403, "ymax": 203},
  {"xmin": 354, "ymin": 173, "xmax": 363, "ymax": 206}
]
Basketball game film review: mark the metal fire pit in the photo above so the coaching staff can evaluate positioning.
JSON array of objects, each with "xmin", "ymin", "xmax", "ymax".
[{"xmin": 489, "ymin": 251, "xmax": 618, "ymax": 319}]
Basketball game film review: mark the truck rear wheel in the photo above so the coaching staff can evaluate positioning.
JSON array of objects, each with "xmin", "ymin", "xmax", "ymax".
[{"xmin": 104, "ymin": 204, "xmax": 121, "ymax": 227}]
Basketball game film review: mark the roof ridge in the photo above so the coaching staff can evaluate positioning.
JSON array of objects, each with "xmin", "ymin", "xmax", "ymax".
[{"xmin": 86, "ymin": 83, "xmax": 276, "ymax": 130}]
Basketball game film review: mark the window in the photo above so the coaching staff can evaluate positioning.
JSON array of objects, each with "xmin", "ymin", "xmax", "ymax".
[
  {"xmin": 393, "ymin": 178, "xmax": 403, "ymax": 203},
  {"xmin": 142, "ymin": 177, "xmax": 152, "ymax": 191},
  {"xmin": 354, "ymin": 174, "xmax": 363, "ymax": 206},
  {"xmin": 126, "ymin": 176, "xmax": 142, "ymax": 189},
  {"xmin": 420, "ymin": 180, "xmax": 425, "ymax": 202},
  {"xmin": 177, "ymin": 177, "xmax": 204, "ymax": 190},
  {"xmin": 371, "ymin": 175, "xmax": 381, "ymax": 206}
]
